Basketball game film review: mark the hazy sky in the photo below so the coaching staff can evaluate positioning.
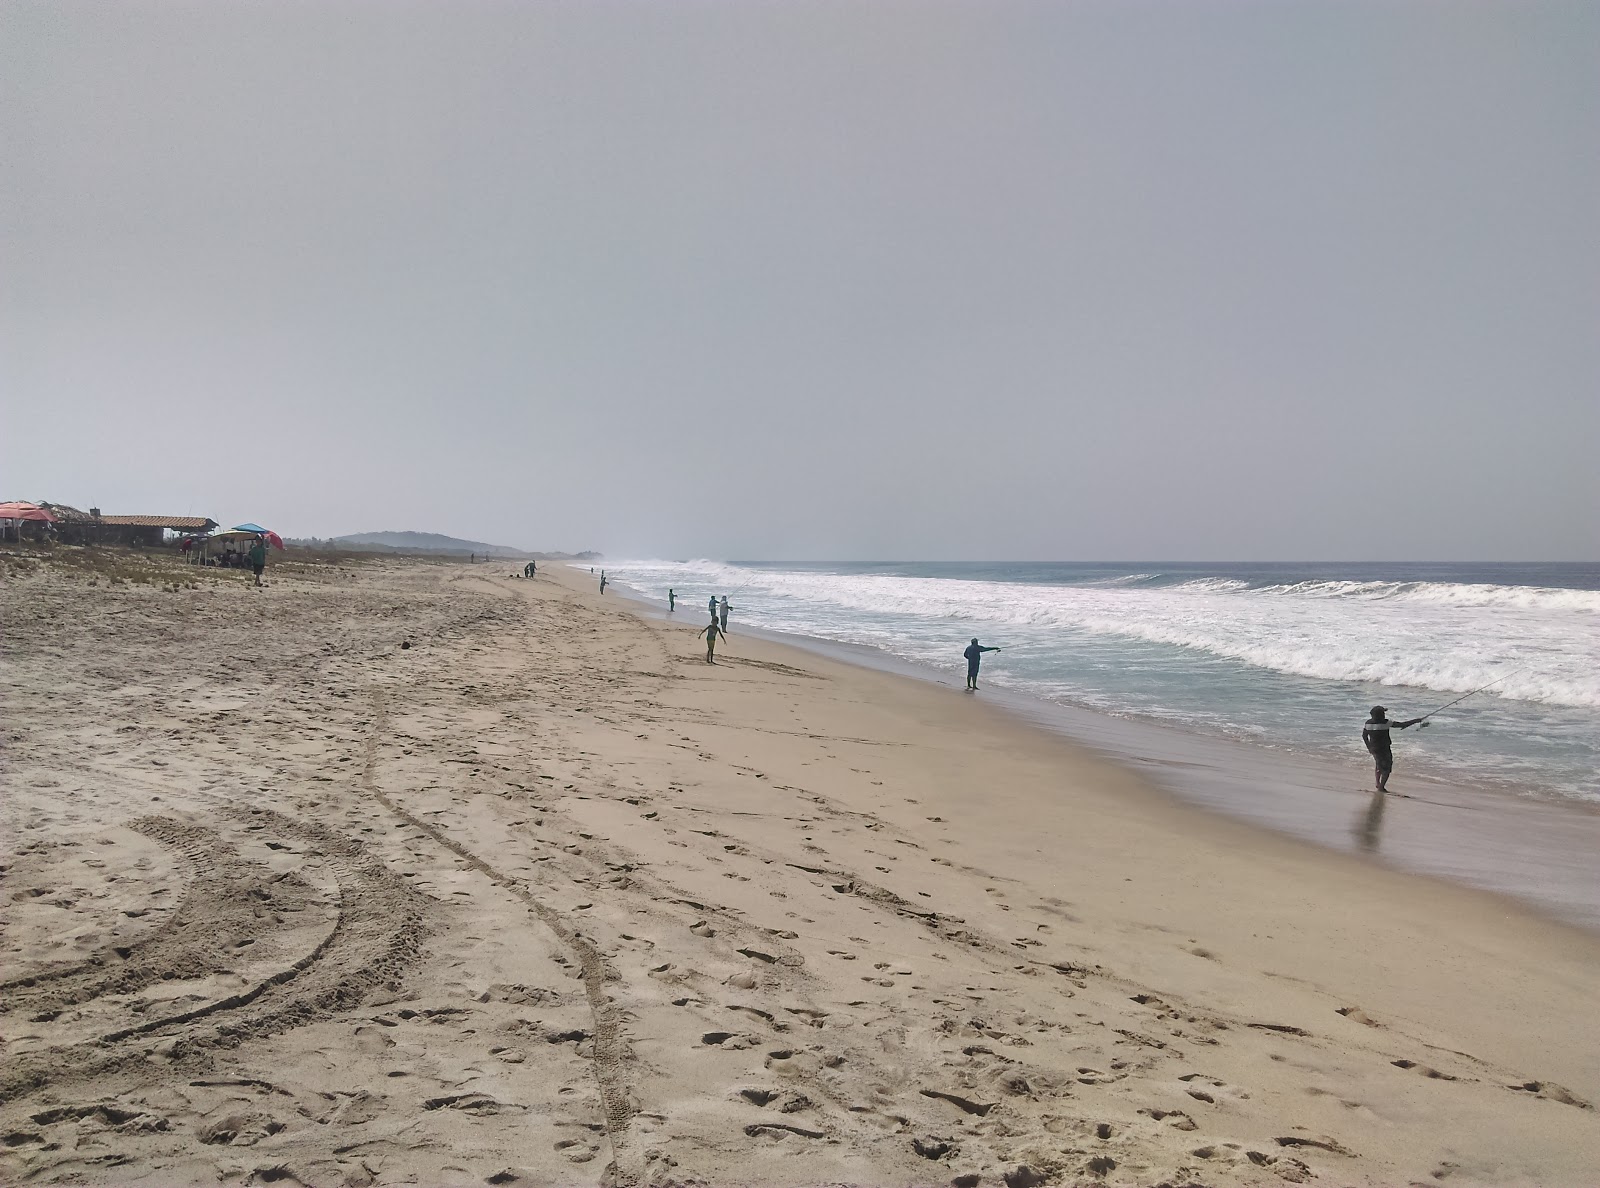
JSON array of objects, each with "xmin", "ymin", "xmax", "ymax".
[{"xmin": 4, "ymin": 1, "xmax": 1596, "ymax": 560}]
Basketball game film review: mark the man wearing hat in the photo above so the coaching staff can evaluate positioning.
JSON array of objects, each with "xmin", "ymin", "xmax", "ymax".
[
  {"xmin": 963, "ymin": 637, "xmax": 1002, "ymax": 691},
  {"xmin": 1361, "ymin": 705, "xmax": 1426, "ymax": 793}
]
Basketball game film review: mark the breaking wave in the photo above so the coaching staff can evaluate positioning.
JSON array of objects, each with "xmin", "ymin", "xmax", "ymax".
[{"xmin": 610, "ymin": 562, "xmax": 1599, "ymax": 709}]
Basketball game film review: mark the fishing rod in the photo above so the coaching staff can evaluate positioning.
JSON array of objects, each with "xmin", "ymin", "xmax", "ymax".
[{"xmin": 1415, "ymin": 669, "xmax": 1524, "ymax": 724}]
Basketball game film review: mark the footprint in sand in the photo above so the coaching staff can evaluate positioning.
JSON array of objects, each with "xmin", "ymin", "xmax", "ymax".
[
  {"xmin": 554, "ymin": 1138, "xmax": 599, "ymax": 1162},
  {"xmin": 1391, "ymin": 1059, "xmax": 1458, "ymax": 1081},
  {"xmin": 1507, "ymin": 1080, "xmax": 1592, "ymax": 1108},
  {"xmin": 702, "ymin": 1031, "xmax": 759, "ymax": 1049}
]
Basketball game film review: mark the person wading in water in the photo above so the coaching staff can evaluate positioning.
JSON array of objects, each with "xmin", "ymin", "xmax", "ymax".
[
  {"xmin": 1362, "ymin": 705, "xmax": 1427, "ymax": 794},
  {"xmin": 963, "ymin": 638, "xmax": 1001, "ymax": 691}
]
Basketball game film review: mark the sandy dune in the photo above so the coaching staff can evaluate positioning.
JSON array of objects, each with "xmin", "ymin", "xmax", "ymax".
[{"xmin": 2, "ymin": 553, "xmax": 1596, "ymax": 1186}]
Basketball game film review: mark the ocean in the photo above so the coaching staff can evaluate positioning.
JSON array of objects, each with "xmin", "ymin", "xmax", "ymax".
[{"xmin": 604, "ymin": 560, "xmax": 1600, "ymax": 805}]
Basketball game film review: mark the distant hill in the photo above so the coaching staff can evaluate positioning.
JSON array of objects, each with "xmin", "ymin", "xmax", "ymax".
[
  {"xmin": 294, "ymin": 531, "xmax": 601, "ymax": 561},
  {"xmin": 333, "ymin": 531, "xmax": 523, "ymax": 556}
]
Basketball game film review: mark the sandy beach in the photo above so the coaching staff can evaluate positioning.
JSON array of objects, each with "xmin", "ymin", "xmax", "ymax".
[{"xmin": 2, "ymin": 550, "xmax": 1596, "ymax": 1187}]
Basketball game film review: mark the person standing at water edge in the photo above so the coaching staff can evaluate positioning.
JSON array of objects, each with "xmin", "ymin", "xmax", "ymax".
[
  {"xmin": 248, "ymin": 535, "xmax": 268, "ymax": 588},
  {"xmin": 1362, "ymin": 706, "xmax": 1426, "ymax": 793},
  {"xmin": 719, "ymin": 596, "xmax": 731, "ymax": 631},
  {"xmin": 668, "ymin": 588, "xmax": 676, "ymax": 613},
  {"xmin": 599, "ymin": 571, "xmax": 607, "ymax": 594},
  {"xmin": 708, "ymin": 595, "xmax": 718, "ymax": 621},
  {"xmin": 963, "ymin": 638, "xmax": 1000, "ymax": 690},
  {"xmin": 697, "ymin": 620, "xmax": 726, "ymax": 664}
]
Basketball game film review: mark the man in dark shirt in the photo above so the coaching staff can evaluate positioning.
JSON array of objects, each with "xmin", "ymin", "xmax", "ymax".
[
  {"xmin": 1362, "ymin": 705, "xmax": 1426, "ymax": 793},
  {"xmin": 248, "ymin": 536, "xmax": 268, "ymax": 588},
  {"xmin": 963, "ymin": 638, "xmax": 1001, "ymax": 691}
]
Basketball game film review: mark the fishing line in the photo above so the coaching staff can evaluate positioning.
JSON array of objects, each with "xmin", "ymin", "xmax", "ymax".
[{"xmin": 1416, "ymin": 668, "xmax": 1525, "ymax": 723}]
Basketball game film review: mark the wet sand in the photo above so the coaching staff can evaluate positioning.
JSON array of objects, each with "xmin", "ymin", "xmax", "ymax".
[
  {"xmin": 670, "ymin": 618, "xmax": 1600, "ymax": 934},
  {"xmin": 2, "ymin": 551, "xmax": 1597, "ymax": 1186}
]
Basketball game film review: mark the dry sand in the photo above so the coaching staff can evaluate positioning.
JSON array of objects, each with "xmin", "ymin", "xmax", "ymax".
[{"xmin": 2, "ymin": 551, "xmax": 1596, "ymax": 1187}]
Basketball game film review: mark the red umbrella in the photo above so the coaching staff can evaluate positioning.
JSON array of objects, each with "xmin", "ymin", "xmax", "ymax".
[{"xmin": 0, "ymin": 502, "xmax": 57, "ymax": 522}]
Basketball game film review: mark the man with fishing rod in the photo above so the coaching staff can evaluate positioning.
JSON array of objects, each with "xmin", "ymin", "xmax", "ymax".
[
  {"xmin": 1361, "ymin": 707, "xmax": 1427, "ymax": 794},
  {"xmin": 1361, "ymin": 671, "xmax": 1518, "ymax": 794}
]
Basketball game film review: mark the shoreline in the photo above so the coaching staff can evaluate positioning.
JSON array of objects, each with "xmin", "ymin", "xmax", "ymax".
[
  {"xmin": 5, "ymin": 553, "xmax": 1597, "ymax": 1186},
  {"xmin": 608, "ymin": 575, "xmax": 1600, "ymax": 934}
]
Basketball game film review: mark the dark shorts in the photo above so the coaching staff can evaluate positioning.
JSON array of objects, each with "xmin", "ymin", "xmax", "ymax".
[
  {"xmin": 1371, "ymin": 751, "xmax": 1393, "ymax": 773},
  {"xmin": 252, "ymin": 563, "xmax": 265, "ymax": 576},
  {"xmin": 967, "ymin": 662, "xmax": 980, "ymax": 676}
]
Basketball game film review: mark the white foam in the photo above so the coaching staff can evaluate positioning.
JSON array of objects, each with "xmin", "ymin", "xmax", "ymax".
[{"xmin": 615, "ymin": 561, "xmax": 1600, "ymax": 709}]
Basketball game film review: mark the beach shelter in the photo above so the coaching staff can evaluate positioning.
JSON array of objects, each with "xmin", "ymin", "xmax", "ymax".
[
  {"xmin": 231, "ymin": 524, "xmax": 285, "ymax": 549},
  {"xmin": 0, "ymin": 501, "xmax": 57, "ymax": 521},
  {"xmin": 0, "ymin": 501, "xmax": 56, "ymax": 541}
]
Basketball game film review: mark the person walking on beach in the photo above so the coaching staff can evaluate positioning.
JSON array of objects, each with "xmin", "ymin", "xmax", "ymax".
[
  {"xmin": 1362, "ymin": 706, "xmax": 1426, "ymax": 793},
  {"xmin": 599, "ymin": 571, "xmax": 607, "ymax": 594},
  {"xmin": 523, "ymin": 561, "xmax": 536, "ymax": 578},
  {"xmin": 719, "ymin": 596, "xmax": 731, "ymax": 631},
  {"xmin": 963, "ymin": 638, "xmax": 1001, "ymax": 690},
  {"xmin": 248, "ymin": 534, "xmax": 268, "ymax": 588},
  {"xmin": 697, "ymin": 619, "xmax": 726, "ymax": 664},
  {"xmin": 668, "ymin": 588, "xmax": 676, "ymax": 612}
]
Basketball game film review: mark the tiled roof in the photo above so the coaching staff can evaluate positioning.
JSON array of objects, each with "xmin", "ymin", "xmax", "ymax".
[{"xmin": 96, "ymin": 515, "xmax": 218, "ymax": 530}]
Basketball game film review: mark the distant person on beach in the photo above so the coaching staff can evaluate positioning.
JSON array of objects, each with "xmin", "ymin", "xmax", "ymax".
[
  {"xmin": 697, "ymin": 620, "xmax": 726, "ymax": 664},
  {"xmin": 719, "ymin": 596, "xmax": 731, "ymax": 631},
  {"xmin": 248, "ymin": 535, "xmax": 268, "ymax": 588},
  {"xmin": 1362, "ymin": 706, "xmax": 1426, "ymax": 793},
  {"xmin": 668, "ymin": 588, "xmax": 676, "ymax": 612},
  {"xmin": 963, "ymin": 638, "xmax": 1001, "ymax": 690},
  {"xmin": 599, "ymin": 571, "xmax": 607, "ymax": 594}
]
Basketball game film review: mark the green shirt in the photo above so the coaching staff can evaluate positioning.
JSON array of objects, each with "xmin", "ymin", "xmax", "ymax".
[{"xmin": 248, "ymin": 542, "xmax": 267, "ymax": 566}]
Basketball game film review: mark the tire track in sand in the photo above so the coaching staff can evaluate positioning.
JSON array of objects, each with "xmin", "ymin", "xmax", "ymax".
[
  {"xmin": 0, "ymin": 811, "xmax": 425, "ymax": 1105},
  {"xmin": 359, "ymin": 691, "xmax": 644, "ymax": 1188}
]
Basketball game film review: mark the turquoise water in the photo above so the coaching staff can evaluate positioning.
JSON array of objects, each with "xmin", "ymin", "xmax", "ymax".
[{"xmin": 606, "ymin": 561, "xmax": 1600, "ymax": 803}]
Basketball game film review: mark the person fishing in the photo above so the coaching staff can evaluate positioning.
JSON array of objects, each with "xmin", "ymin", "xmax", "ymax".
[
  {"xmin": 1361, "ymin": 706, "xmax": 1426, "ymax": 793},
  {"xmin": 708, "ymin": 595, "xmax": 718, "ymax": 621},
  {"xmin": 599, "ymin": 571, "xmax": 607, "ymax": 594},
  {"xmin": 668, "ymin": 588, "xmax": 676, "ymax": 612},
  {"xmin": 719, "ymin": 596, "xmax": 731, "ymax": 631},
  {"xmin": 697, "ymin": 618, "xmax": 727, "ymax": 664},
  {"xmin": 963, "ymin": 638, "xmax": 1001, "ymax": 691}
]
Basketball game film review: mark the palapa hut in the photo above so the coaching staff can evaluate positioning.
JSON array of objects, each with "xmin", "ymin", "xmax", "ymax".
[{"xmin": 28, "ymin": 505, "xmax": 217, "ymax": 547}]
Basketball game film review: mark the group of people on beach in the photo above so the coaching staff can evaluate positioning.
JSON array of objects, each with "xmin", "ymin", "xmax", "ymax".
[
  {"xmin": 647, "ymin": 579, "xmax": 1427, "ymax": 792},
  {"xmin": 680, "ymin": 593, "xmax": 733, "ymax": 663}
]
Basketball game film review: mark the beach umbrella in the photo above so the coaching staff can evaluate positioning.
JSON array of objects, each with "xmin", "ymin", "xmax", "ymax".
[
  {"xmin": 233, "ymin": 524, "xmax": 285, "ymax": 549},
  {"xmin": 0, "ymin": 502, "xmax": 57, "ymax": 521}
]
